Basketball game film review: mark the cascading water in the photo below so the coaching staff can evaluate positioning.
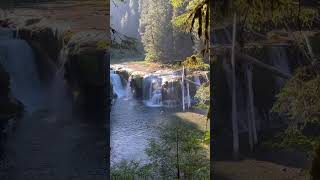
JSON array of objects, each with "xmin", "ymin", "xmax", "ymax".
[
  {"xmin": 126, "ymin": 76, "xmax": 133, "ymax": 99},
  {"xmin": 49, "ymin": 45, "xmax": 72, "ymax": 114},
  {"xmin": 110, "ymin": 70, "xmax": 126, "ymax": 98},
  {"xmin": 143, "ymin": 75, "xmax": 163, "ymax": 107},
  {"xmin": 0, "ymin": 36, "xmax": 45, "ymax": 112}
]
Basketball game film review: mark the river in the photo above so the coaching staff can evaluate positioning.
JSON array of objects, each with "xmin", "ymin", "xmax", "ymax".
[{"xmin": 110, "ymin": 97, "xmax": 178, "ymax": 165}]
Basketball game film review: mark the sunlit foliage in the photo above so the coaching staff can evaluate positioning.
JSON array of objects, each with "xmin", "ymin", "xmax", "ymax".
[
  {"xmin": 171, "ymin": 0, "xmax": 209, "ymax": 53},
  {"xmin": 195, "ymin": 83, "xmax": 210, "ymax": 105},
  {"xmin": 273, "ymin": 63, "xmax": 320, "ymax": 124},
  {"xmin": 182, "ymin": 54, "xmax": 209, "ymax": 70},
  {"xmin": 145, "ymin": 124, "xmax": 210, "ymax": 179}
]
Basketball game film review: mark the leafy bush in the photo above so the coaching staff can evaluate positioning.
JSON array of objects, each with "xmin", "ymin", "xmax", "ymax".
[
  {"xmin": 111, "ymin": 160, "xmax": 151, "ymax": 180},
  {"xmin": 195, "ymin": 83, "xmax": 210, "ymax": 105},
  {"xmin": 145, "ymin": 124, "xmax": 210, "ymax": 179},
  {"xmin": 182, "ymin": 55, "xmax": 209, "ymax": 71},
  {"xmin": 272, "ymin": 63, "xmax": 320, "ymax": 124}
]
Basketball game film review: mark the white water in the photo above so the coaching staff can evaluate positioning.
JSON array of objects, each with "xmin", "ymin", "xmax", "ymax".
[
  {"xmin": 110, "ymin": 70, "xmax": 126, "ymax": 98},
  {"xmin": 143, "ymin": 76, "xmax": 163, "ymax": 107},
  {"xmin": 125, "ymin": 76, "xmax": 133, "ymax": 99},
  {"xmin": 0, "ymin": 39, "xmax": 45, "ymax": 112}
]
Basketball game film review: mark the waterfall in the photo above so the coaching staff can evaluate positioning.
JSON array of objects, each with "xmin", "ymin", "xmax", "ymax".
[
  {"xmin": 48, "ymin": 46, "xmax": 72, "ymax": 114},
  {"xmin": 0, "ymin": 28, "xmax": 14, "ymax": 40},
  {"xmin": 126, "ymin": 76, "xmax": 133, "ymax": 99},
  {"xmin": 0, "ymin": 38, "xmax": 45, "ymax": 112},
  {"xmin": 110, "ymin": 70, "xmax": 126, "ymax": 98},
  {"xmin": 143, "ymin": 75, "xmax": 162, "ymax": 107}
]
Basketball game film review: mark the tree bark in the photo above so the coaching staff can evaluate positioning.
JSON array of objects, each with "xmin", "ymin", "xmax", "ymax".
[
  {"xmin": 182, "ymin": 66, "xmax": 185, "ymax": 111},
  {"xmin": 235, "ymin": 52, "xmax": 291, "ymax": 79},
  {"xmin": 246, "ymin": 65, "xmax": 253, "ymax": 151},
  {"xmin": 231, "ymin": 13, "xmax": 239, "ymax": 159},
  {"xmin": 247, "ymin": 64, "xmax": 258, "ymax": 145}
]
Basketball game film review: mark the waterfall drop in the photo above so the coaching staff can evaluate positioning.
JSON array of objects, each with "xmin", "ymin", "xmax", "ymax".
[
  {"xmin": 143, "ymin": 75, "xmax": 163, "ymax": 107},
  {"xmin": 110, "ymin": 70, "xmax": 126, "ymax": 98},
  {"xmin": 0, "ymin": 39, "xmax": 45, "ymax": 112}
]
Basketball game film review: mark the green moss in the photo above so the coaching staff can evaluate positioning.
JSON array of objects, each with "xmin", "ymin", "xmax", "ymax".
[
  {"xmin": 63, "ymin": 30, "xmax": 74, "ymax": 44},
  {"xmin": 96, "ymin": 40, "xmax": 110, "ymax": 49},
  {"xmin": 181, "ymin": 54, "xmax": 209, "ymax": 71}
]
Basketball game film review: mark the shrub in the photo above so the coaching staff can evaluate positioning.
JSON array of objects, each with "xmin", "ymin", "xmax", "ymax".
[
  {"xmin": 195, "ymin": 83, "xmax": 210, "ymax": 105},
  {"xmin": 182, "ymin": 55, "xmax": 209, "ymax": 71}
]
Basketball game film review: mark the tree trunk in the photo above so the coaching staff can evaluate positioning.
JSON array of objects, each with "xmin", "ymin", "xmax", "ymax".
[
  {"xmin": 231, "ymin": 13, "xmax": 239, "ymax": 159},
  {"xmin": 247, "ymin": 64, "xmax": 258, "ymax": 148},
  {"xmin": 246, "ymin": 64, "xmax": 253, "ymax": 151},
  {"xmin": 182, "ymin": 66, "xmax": 185, "ymax": 111},
  {"xmin": 176, "ymin": 127, "xmax": 180, "ymax": 179}
]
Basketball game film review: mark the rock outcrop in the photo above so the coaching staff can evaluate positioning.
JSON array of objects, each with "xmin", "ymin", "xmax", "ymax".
[
  {"xmin": 0, "ymin": 15, "xmax": 109, "ymax": 111},
  {"xmin": 0, "ymin": 64, "xmax": 23, "ymax": 122}
]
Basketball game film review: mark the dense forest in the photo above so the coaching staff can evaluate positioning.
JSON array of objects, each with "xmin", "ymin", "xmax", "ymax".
[
  {"xmin": 210, "ymin": 0, "xmax": 320, "ymax": 179},
  {"xmin": 110, "ymin": 0, "xmax": 208, "ymax": 63}
]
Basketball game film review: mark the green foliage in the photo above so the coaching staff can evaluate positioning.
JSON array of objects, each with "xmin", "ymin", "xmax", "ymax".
[
  {"xmin": 182, "ymin": 54, "xmax": 209, "ymax": 70},
  {"xmin": 195, "ymin": 84, "xmax": 210, "ymax": 104},
  {"xmin": 96, "ymin": 40, "xmax": 110, "ymax": 49},
  {"xmin": 62, "ymin": 30, "xmax": 74, "ymax": 44},
  {"xmin": 234, "ymin": 0, "xmax": 317, "ymax": 30},
  {"xmin": 203, "ymin": 130, "xmax": 210, "ymax": 144},
  {"xmin": 195, "ymin": 83, "xmax": 210, "ymax": 105},
  {"xmin": 213, "ymin": 0, "xmax": 318, "ymax": 32},
  {"xmin": 145, "ymin": 123, "xmax": 210, "ymax": 179},
  {"xmin": 110, "ymin": 123, "xmax": 210, "ymax": 179},
  {"xmin": 140, "ymin": 0, "xmax": 176, "ymax": 62},
  {"xmin": 111, "ymin": 160, "xmax": 151, "ymax": 180},
  {"xmin": 272, "ymin": 64, "xmax": 320, "ymax": 124},
  {"xmin": 171, "ymin": 0, "xmax": 209, "ymax": 53}
]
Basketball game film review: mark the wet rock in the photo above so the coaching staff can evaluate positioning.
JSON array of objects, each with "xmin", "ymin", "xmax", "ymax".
[
  {"xmin": 0, "ymin": 64, "xmax": 23, "ymax": 120},
  {"xmin": 130, "ymin": 75, "xmax": 143, "ymax": 98},
  {"xmin": 65, "ymin": 31, "xmax": 108, "ymax": 110}
]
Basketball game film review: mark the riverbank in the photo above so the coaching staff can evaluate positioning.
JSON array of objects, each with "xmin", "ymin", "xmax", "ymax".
[{"xmin": 213, "ymin": 159, "xmax": 309, "ymax": 180}]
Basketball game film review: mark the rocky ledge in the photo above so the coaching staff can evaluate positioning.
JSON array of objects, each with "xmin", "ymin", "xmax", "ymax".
[{"xmin": 0, "ymin": 13, "xmax": 109, "ymax": 111}]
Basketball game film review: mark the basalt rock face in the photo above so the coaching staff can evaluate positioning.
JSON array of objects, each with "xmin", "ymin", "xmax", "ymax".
[
  {"xmin": 65, "ymin": 32, "xmax": 108, "ymax": 110},
  {"xmin": 1, "ymin": 15, "xmax": 109, "ymax": 111}
]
